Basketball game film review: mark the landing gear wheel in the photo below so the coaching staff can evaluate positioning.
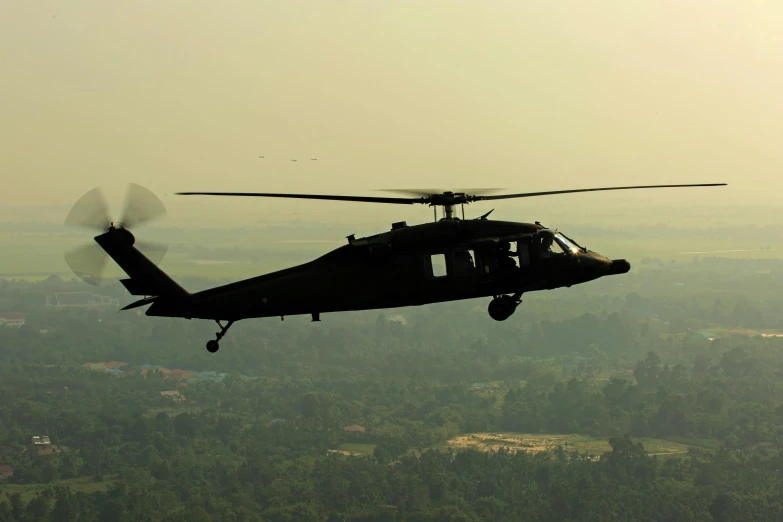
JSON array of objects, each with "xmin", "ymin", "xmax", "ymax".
[
  {"xmin": 205, "ymin": 319, "xmax": 235, "ymax": 353},
  {"xmin": 488, "ymin": 295, "xmax": 520, "ymax": 321}
]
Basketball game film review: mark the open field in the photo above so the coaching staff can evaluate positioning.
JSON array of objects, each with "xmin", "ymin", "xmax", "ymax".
[
  {"xmin": 0, "ymin": 476, "xmax": 115, "ymax": 504},
  {"xmin": 437, "ymin": 433, "xmax": 693, "ymax": 457},
  {"xmin": 338, "ymin": 443, "xmax": 377, "ymax": 456},
  {"xmin": 707, "ymin": 327, "xmax": 783, "ymax": 338}
]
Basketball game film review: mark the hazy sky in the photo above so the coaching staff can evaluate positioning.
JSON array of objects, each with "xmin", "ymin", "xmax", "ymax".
[{"xmin": 2, "ymin": 0, "xmax": 781, "ymax": 227}]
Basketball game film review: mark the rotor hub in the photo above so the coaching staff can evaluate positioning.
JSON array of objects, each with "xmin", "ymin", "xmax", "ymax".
[{"xmin": 428, "ymin": 192, "xmax": 474, "ymax": 207}]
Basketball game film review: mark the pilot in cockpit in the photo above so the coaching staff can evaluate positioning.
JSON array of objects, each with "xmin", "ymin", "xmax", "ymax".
[
  {"xmin": 454, "ymin": 250, "xmax": 476, "ymax": 274},
  {"xmin": 497, "ymin": 242, "xmax": 518, "ymax": 270},
  {"xmin": 540, "ymin": 235, "xmax": 564, "ymax": 258}
]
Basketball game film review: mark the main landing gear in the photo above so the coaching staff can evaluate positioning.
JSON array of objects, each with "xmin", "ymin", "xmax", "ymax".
[
  {"xmin": 488, "ymin": 293, "xmax": 522, "ymax": 321},
  {"xmin": 206, "ymin": 320, "xmax": 234, "ymax": 353}
]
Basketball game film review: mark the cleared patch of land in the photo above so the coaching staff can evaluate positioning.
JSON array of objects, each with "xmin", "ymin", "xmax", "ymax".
[
  {"xmin": 338, "ymin": 443, "xmax": 377, "ymax": 456},
  {"xmin": 0, "ymin": 476, "xmax": 115, "ymax": 504},
  {"xmin": 439, "ymin": 433, "xmax": 691, "ymax": 457},
  {"xmin": 698, "ymin": 328, "xmax": 783, "ymax": 339}
]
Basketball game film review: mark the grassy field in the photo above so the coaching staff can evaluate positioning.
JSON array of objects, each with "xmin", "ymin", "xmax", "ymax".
[
  {"xmin": 0, "ymin": 476, "xmax": 115, "ymax": 504},
  {"xmin": 338, "ymin": 443, "xmax": 377, "ymax": 456},
  {"xmin": 437, "ymin": 433, "xmax": 693, "ymax": 457},
  {"xmin": 701, "ymin": 327, "xmax": 783, "ymax": 338}
]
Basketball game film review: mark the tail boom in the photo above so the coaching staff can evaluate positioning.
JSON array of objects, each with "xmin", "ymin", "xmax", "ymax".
[{"xmin": 94, "ymin": 227, "xmax": 188, "ymax": 298}]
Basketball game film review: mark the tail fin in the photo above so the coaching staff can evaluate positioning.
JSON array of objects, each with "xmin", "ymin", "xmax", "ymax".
[{"xmin": 94, "ymin": 228, "xmax": 188, "ymax": 298}]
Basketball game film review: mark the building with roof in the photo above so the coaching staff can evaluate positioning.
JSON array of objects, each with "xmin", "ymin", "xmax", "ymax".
[
  {"xmin": 31, "ymin": 435, "xmax": 51, "ymax": 446},
  {"xmin": 30, "ymin": 435, "xmax": 66, "ymax": 455},
  {"xmin": 343, "ymin": 425, "xmax": 366, "ymax": 433},
  {"xmin": 82, "ymin": 362, "xmax": 128, "ymax": 375},
  {"xmin": 46, "ymin": 292, "xmax": 120, "ymax": 310},
  {"xmin": 0, "ymin": 313, "xmax": 24, "ymax": 328},
  {"xmin": 0, "ymin": 465, "xmax": 12, "ymax": 480},
  {"xmin": 160, "ymin": 390, "xmax": 185, "ymax": 401},
  {"xmin": 186, "ymin": 371, "xmax": 228, "ymax": 383}
]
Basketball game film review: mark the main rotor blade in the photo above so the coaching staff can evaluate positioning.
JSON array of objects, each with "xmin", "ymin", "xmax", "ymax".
[
  {"xmin": 377, "ymin": 188, "xmax": 506, "ymax": 197},
  {"xmin": 64, "ymin": 187, "xmax": 111, "ymax": 232},
  {"xmin": 376, "ymin": 189, "xmax": 445, "ymax": 197},
  {"xmin": 120, "ymin": 183, "xmax": 167, "ymax": 229},
  {"xmin": 454, "ymin": 188, "xmax": 506, "ymax": 195},
  {"xmin": 177, "ymin": 184, "xmax": 726, "ymax": 207},
  {"xmin": 136, "ymin": 240, "xmax": 168, "ymax": 266},
  {"xmin": 176, "ymin": 191, "xmax": 423, "ymax": 205},
  {"xmin": 64, "ymin": 243, "xmax": 108, "ymax": 286},
  {"xmin": 476, "ymin": 183, "xmax": 727, "ymax": 201}
]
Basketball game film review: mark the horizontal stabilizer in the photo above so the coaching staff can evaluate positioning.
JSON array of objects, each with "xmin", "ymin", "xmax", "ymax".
[{"xmin": 121, "ymin": 296, "xmax": 158, "ymax": 310}]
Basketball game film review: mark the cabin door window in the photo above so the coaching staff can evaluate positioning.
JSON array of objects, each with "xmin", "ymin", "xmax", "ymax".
[
  {"xmin": 517, "ymin": 241, "xmax": 530, "ymax": 268},
  {"xmin": 426, "ymin": 254, "xmax": 447, "ymax": 278},
  {"xmin": 425, "ymin": 251, "xmax": 477, "ymax": 278}
]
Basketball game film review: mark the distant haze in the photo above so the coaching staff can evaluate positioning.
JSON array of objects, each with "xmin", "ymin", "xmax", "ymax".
[{"xmin": 2, "ymin": 1, "xmax": 781, "ymax": 227}]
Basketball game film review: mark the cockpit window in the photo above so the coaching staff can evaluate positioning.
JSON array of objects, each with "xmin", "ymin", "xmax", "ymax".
[
  {"xmin": 559, "ymin": 232, "xmax": 584, "ymax": 250},
  {"xmin": 555, "ymin": 233, "xmax": 580, "ymax": 254},
  {"xmin": 540, "ymin": 235, "xmax": 566, "ymax": 257}
]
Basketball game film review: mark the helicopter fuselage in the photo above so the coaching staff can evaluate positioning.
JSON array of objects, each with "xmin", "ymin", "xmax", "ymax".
[{"xmin": 145, "ymin": 218, "xmax": 630, "ymax": 321}]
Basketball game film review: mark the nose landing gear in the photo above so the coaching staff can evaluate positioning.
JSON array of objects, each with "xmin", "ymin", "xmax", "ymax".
[
  {"xmin": 488, "ymin": 293, "xmax": 522, "ymax": 321},
  {"xmin": 206, "ymin": 320, "xmax": 234, "ymax": 353}
]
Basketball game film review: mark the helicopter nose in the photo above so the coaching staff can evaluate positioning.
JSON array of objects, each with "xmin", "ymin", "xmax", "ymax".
[
  {"xmin": 577, "ymin": 252, "xmax": 611, "ymax": 273},
  {"xmin": 609, "ymin": 259, "xmax": 631, "ymax": 274},
  {"xmin": 572, "ymin": 252, "xmax": 629, "ymax": 284}
]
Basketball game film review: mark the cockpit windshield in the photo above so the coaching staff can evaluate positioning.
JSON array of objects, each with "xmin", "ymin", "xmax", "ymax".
[
  {"xmin": 555, "ymin": 233, "xmax": 581, "ymax": 254},
  {"xmin": 539, "ymin": 234, "xmax": 565, "ymax": 257}
]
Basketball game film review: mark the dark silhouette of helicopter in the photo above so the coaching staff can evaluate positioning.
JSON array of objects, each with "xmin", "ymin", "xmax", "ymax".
[{"xmin": 63, "ymin": 182, "xmax": 725, "ymax": 353}]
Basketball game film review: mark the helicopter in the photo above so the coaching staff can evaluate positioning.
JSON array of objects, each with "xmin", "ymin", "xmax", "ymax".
[{"xmin": 63, "ymin": 182, "xmax": 726, "ymax": 353}]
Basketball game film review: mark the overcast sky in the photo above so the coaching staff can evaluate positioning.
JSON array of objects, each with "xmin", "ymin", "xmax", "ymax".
[{"xmin": 2, "ymin": 1, "xmax": 781, "ymax": 226}]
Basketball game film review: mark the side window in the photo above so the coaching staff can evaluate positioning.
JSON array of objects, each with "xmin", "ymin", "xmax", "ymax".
[
  {"xmin": 429, "ymin": 254, "xmax": 447, "ymax": 278},
  {"xmin": 517, "ymin": 241, "xmax": 530, "ymax": 268},
  {"xmin": 453, "ymin": 250, "xmax": 477, "ymax": 276},
  {"xmin": 478, "ymin": 249, "xmax": 498, "ymax": 275}
]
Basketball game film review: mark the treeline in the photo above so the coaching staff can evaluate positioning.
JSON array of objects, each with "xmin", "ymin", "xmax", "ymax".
[
  {"xmin": 2, "ymin": 262, "xmax": 783, "ymax": 519},
  {"xmin": 502, "ymin": 345, "xmax": 783, "ymax": 445},
  {"xmin": 1, "ymin": 335, "xmax": 782, "ymax": 519},
  {"xmin": 2, "ymin": 439, "xmax": 783, "ymax": 520}
]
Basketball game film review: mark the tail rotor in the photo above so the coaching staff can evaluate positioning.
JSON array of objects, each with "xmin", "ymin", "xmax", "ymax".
[{"xmin": 63, "ymin": 184, "xmax": 169, "ymax": 286}]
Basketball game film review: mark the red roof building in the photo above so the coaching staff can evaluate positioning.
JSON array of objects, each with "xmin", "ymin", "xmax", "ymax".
[
  {"xmin": 0, "ymin": 313, "xmax": 24, "ymax": 328},
  {"xmin": 160, "ymin": 390, "xmax": 185, "ymax": 401},
  {"xmin": 0, "ymin": 465, "xmax": 13, "ymax": 479}
]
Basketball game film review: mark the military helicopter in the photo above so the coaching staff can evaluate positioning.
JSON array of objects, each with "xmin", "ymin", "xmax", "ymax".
[{"xmin": 63, "ymin": 182, "xmax": 725, "ymax": 353}]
